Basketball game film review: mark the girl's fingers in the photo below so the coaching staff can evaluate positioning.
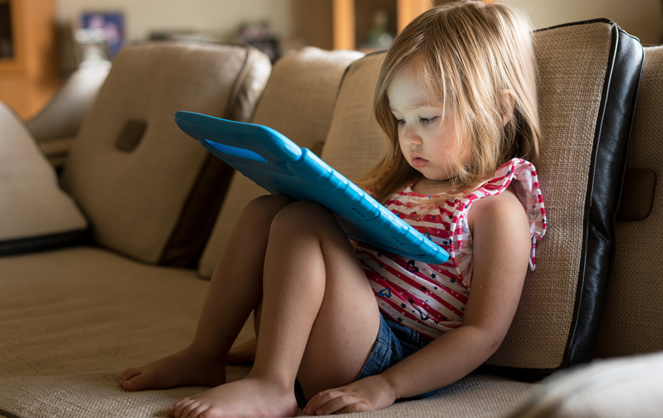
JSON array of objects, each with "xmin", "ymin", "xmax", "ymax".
[
  {"xmin": 304, "ymin": 390, "xmax": 339, "ymax": 415},
  {"xmin": 310, "ymin": 395, "xmax": 355, "ymax": 415}
]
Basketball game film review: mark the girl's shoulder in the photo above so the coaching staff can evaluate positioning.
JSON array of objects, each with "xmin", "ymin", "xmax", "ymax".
[
  {"xmin": 465, "ymin": 158, "xmax": 547, "ymax": 267},
  {"xmin": 466, "ymin": 185, "xmax": 526, "ymax": 234}
]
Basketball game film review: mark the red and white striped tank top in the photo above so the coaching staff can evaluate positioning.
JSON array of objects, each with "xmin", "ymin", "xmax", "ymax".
[{"xmin": 355, "ymin": 158, "xmax": 547, "ymax": 340}]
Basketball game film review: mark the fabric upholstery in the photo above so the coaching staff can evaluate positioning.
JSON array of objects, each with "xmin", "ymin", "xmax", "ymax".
[
  {"xmin": 0, "ymin": 248, "xmax": 214, "ymax": 418},
  {"xmin": 0, "ymin": 102, "xmax": 87, "ymax": 255},
  {"xmin": 198, "ymin": 47, "xmax": 363, "ymax": 278},
  {"xmin": 320, "ymin": 52, "xmax": 388, "ymax": 178},
  {"xmin": 505, "ymin": 351, "xmax": 663, "ymax": 418},
  {"xmin": 617, "ymin": 168, "xmax": 657, "ymax": 221},
  {"xmin": 0, "ymin": 248, "xmax": 536, "ymax": 417},
  {"xmin": 321, "ymin": 20, "xmax": 643, "ymax": 377},
  {"xmin": 61, "ymin": 43, "xmax": 271, "ymax": 265},
  {"xmin": 596, "ymin": 46, "xmax": 663, "ymax": 358},
  {"xmin": 26, "ymin": 63, "xmax": 111, "ymax": 168},
  {"xmin": 26, "ymin": 63, "xmax": 111, "ymax": 142},
  {"xmin": 487, "ymin": 20, "xmax": 641, "ymax": 375}
]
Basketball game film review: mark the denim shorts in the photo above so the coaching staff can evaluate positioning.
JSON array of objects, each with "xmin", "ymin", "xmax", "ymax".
[{"xmin": 295, "ymin": 313, "xmax": 439, "ymax": 408}]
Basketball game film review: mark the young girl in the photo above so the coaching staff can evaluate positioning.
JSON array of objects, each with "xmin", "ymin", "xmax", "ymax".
[{"xmin": 119, "ymin": 1, "xmax": 547, "ymax": 416}]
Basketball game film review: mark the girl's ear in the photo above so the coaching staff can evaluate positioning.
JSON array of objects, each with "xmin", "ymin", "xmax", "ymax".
[{"xmin": 500, "ymin": 89, "xmax": 516, "ymax": 126}]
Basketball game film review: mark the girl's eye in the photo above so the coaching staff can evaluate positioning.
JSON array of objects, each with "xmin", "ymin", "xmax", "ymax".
[
  {"xmin": 395, "ymin": 118, "xmax": 406, "ymax": 126},
  {"xmin": 419, "ymin": 116, "xmax": 439, "ymax": 125}
]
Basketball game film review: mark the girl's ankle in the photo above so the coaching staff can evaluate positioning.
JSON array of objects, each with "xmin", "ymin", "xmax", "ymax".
[
  {"xmin": 246, "ymin": 369, "xmax": 296, "ymax": 395},
  {"xmin": 184, "ymin": 344, "xmax": 227, "ymax": 364}
]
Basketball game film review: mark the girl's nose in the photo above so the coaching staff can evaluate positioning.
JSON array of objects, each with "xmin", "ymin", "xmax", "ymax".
[{"xmin": 402, "ymin": 125, "xmax": 423, "ymax": 145}]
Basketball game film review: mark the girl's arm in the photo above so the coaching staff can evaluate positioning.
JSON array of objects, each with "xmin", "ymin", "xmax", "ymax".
[{"xmin": 303, "ymin": 190, "xmax": 532, "ymax": 415}]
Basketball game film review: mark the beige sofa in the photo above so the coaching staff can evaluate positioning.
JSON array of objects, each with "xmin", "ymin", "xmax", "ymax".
[{"xmin": 1, "ymin": 18, "xmax": 662, "ymax": 417}]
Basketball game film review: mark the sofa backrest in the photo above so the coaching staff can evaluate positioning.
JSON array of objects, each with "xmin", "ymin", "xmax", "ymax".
[
  {"xmin": 197, "ymin": 47, "xmax": 363, "ymax": 278},
  {"xmin": 596, "ymin": 46, "xmax": 663, "ymax": 358},
  {"xmin": 320, "ymin": 20, "xmax": 643, "ymax": 380},
  {"xmin": 26, "ymin": 63, "xmax": 111, "ymax": 168},
  {"xmin": 61, "ymin": 43, "xmax": 271, "ymax": 265}
]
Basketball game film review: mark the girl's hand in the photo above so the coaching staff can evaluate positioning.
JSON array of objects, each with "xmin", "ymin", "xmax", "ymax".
[{"xmin": 303, "ymin": 375, "xmax": 397, "ymax": 415}]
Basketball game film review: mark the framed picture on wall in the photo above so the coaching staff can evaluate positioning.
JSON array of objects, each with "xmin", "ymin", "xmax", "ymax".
[{"xmin": 80, "ymin": 11, "xmax": 125, "ymax": 59}]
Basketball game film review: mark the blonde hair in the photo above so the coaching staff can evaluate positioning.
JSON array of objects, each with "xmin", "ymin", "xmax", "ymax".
[{"xmin": 361, "ymin": 0, "xmax": 541, "ymax": 204}]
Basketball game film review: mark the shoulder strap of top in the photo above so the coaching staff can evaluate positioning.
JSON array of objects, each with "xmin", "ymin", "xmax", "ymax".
[{"xmin": 450, "ymin": 158, "xmax": 547, "ymax": 270}]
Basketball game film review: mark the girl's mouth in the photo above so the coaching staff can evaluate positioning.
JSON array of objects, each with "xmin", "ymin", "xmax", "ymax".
[{"xmin": 411, "ymin": 156, "xmax": 429, "ymax": 168}]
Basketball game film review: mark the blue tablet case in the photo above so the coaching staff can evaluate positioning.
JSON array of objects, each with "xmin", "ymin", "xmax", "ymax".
[{"xmin": 175, "ymin": 111, "xmax": 448, "ymax": 264}]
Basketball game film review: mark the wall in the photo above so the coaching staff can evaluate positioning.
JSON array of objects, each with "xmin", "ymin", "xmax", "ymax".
[
  {"xmin": 56, "ymin": 0, "xmax": 297, "ymax": 43},
  {"xmin": 56, "ymin": 0, "xmax": 663, "ymax": 48},
  {"xmin": 516, "ymin": 0, "xmax": 663, "ymax": 45}
]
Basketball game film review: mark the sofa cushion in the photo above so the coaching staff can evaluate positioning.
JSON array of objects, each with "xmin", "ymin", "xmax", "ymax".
[
  {"xmin": 60, "ymin": 43, "xmax": 271, "ymax": 266},
  {"xmin": 321, "ymin": 20, "xmax": 643, "ymax": 379},
  {"xmin": 506, "ymin": 351, "xmax": 663, "ymax": 418},
  {"xmin": 26, "ymin": 63, "xmax": 111, "ymax": 142},
  {"xmin": 198, "ymin": 47, "xmax": 363, "ymax": 278},
  {"xmin": 26, "ymin": 63, "xmax": 111, "ymax": 168},
  {"xmin": 0, "ymin": 103, "xmax": 87, "ymax": 256},
  {"xmin": 0, "ymin": 247, "xmax": 537, "ymax": 417},
  {"xmin": 596, "ymin": 46, "xmax": 663, "ymax": 358},
  {"xmin": 0, "ymin": 247, "xmax": 214, "ymax": 418}
]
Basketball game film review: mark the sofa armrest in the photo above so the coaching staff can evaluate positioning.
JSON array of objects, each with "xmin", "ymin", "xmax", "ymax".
[
  {"xmin": 0, "ymin": 102, "xmax": 88, "ymax": 255},
  {"xmin": 25, "ymin": 62, "xmax": 111, "ymax": 168}
]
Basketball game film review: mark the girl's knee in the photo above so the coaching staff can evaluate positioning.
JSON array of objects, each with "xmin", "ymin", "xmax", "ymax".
[
  {"xmin": 248, "ymin": 194, "xmax": 293, "ymax": 209},
  {"xmin": 244, "ymin": 194, "xmax": 294, "ymax": 217},
  {"xmin": 270, "ymin": 201, "xmax": 333, "ymax": 233},
  {"xmin": 276, "ymin": 200, "xmax": 329, "ymax": 221},
  {"xmin": 236, "ymin": 195, "xmax": 295, "ymax": 233}
]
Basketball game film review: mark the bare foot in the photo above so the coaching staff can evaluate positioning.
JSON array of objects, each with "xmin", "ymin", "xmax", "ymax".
[
  {"xmin": 119, "ymin": 347, "xmax": 226, "ymax": 392},
  {"xmin": 226, "ymin": 337, "xmax": 257, "ymax": 364},
  {"xmin": 167, "ymin": 376, "xmax": 299, "ymax": 418}
]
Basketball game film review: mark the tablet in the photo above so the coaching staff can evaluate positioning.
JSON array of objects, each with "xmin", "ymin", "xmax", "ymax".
[{"xmin": 175, "ymin": 111, "xmax": 448, "ymax": 264}]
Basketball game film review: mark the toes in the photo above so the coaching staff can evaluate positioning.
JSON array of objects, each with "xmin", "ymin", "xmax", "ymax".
[
  {"xmin": 168, "ymin": 397, "xmax": 201, "ymax": 418},
  {"xmin": 119, "ymin": 368, "xmax": 140, "ymax": 388},
  {"xmin": 119, "ymin": 368, "xmax": 133, "ymax": 382},
  {"xmin": 121, "ymin": 378, "xmax": 139, "ymax": 391},
  {"xmin": 186, "ymin": 403, "xmax": 210, "ymax": 418},
  {"xmin": 121, "ymin": 371, "xmax": 152, "ymax": 392}
]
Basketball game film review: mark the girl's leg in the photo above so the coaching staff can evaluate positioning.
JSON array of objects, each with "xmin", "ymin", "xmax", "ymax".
[
  {"xmin": 167, "ymin": 201, "xmax": 381, "ymax": 418},
  {"xmin": 225, "ymin": 337, "xmax": 257, "ymax": 364},
  {"xmin": 119, "ymin": 194, "xmax": 293, "ymax": 391}
]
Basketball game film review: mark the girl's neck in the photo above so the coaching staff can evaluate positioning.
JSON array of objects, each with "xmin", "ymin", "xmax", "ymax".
[{"xmin": 411, "ymin": 177, "xmax": 456, "ymax": 196}]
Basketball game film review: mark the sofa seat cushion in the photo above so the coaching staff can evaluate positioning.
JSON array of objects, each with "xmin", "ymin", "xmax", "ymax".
[
  {"xmin": 60, "ymin": 43, "xmax": 271, "ymax": 266},
  {"xmin": 0, "ymin": 247, "xmax": 226, "ymax": 417},
  {"xmin": 0, "ymin": 246, "xmax": 538, "ymax": 417},
  {"xmin": 0, "ymin": 103, "xmax": 87, "ymax": 256},
  {"xmin": 321, "ymin": 19, "xmax": 643, "ymax": 379}
]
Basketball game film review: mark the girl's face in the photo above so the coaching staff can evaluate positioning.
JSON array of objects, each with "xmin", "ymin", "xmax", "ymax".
[{"xmin": 387, "ymin": 62, "xmax": 470, "ymax": 184}]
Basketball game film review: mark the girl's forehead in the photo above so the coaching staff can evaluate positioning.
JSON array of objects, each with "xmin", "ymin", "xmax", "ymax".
[{"xmin": 387, "ymin": 65, "xmax": 444, "ymax": 111}]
